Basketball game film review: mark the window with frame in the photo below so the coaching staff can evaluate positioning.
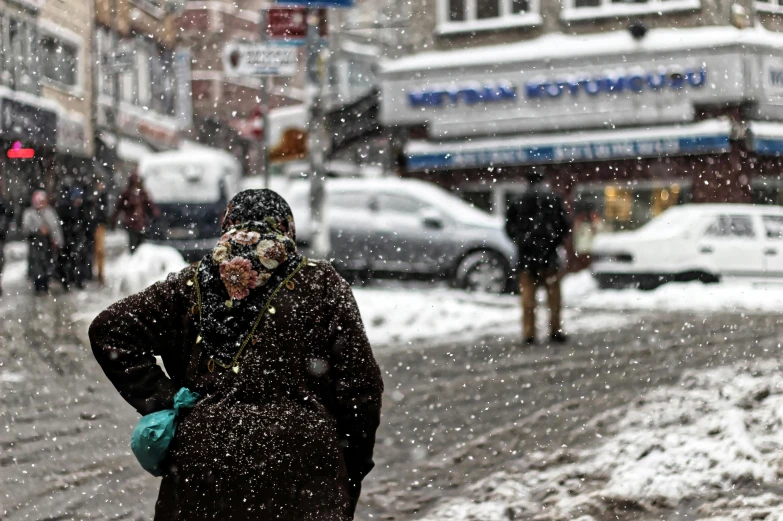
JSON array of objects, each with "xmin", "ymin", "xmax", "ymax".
[
  {"xmin": 564, "ymin": 0, "xmax": 699, "ymax": 19},
  {"xmin": 7, "ymin": 18, "xmax": 39, "ymax": 94},
  {"xmin": 756, "ymin": 0, "xmax": 783, "ymax": 13},
  {"xmin": 41, "ymin": 35, "xmax": 79, "ymax": 88},
  {"xmin": 440, "ymin": 0, "xmax": 539, "ymax": 32},
  {"xmin": 704, "ymin": 215, "xmax": 756, "ymax": 239},
  {"xmin": 763, "ymin": 216, "xmax": 783, "ymax": 239}
]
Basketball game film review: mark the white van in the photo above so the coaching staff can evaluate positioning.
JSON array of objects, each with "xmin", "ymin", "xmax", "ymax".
[{"xmin": 139, "ymin": 148, "xmax": 242, "ymax": 261}]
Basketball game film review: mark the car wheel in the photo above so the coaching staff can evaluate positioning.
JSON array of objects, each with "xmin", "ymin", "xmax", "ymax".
[{"xmin": 455, "ymin": 250, "xmax": 511, "ymax": 294}]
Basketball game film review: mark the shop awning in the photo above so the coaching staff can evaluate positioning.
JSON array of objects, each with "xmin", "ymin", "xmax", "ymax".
[
  {"xmin": 406, "ymin": 119, "xmax": 732, "ymax": 171},
  {"xmin": 748, "ymin": 121, "xmax": 783, "ymax": 156}
]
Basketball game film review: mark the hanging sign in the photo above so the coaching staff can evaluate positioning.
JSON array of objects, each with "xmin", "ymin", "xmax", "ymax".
[{"xmin": 223, "ymin": 43, "xmax": 299, "ymax": 76}]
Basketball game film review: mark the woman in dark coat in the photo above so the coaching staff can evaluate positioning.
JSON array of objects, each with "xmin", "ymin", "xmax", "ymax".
[{"xmin": 90, "ymin": 189, "xmax": 384, "ymax": 521}]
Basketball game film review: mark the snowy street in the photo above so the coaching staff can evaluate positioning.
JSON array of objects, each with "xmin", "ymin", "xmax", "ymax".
[{"xmin": 2, "ymin": 250, "xmax": 783, "ymax": 520}]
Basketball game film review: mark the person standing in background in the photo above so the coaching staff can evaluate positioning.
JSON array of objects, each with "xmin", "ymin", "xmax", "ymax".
[
  {"xmin": 58, "ymin": 187, "xmax": 90, "ymax": 290},
  {"xmin": 111, "ymin": 171, "xmax": 159, "ymax": 253},
  {"xmin": 505, "ymin": 170, "xmax": 571, "ymax": 346},
  {"xmin": 0, "ymin": 189, "xmax": 13, "ymax": 295},
  {"xmin": 91, "ymin": 182, "xmax": 109, "ymax": 286},
  {"xmin": 23, "ymin": 191, "xmax": 63, "ymax": 294}
]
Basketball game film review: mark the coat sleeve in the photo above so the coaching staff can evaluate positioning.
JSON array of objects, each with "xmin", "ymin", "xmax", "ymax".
[
  {"xmin": 89, "ymin": 270, "xmax": 188, "ymax": 415},
  {"xmin": 47, "ymin": 208, "xmax": 64, "ymax": 248},
  {"xmin": 323, "ymin": 266, "xmax": 384, "ymax": 512}
]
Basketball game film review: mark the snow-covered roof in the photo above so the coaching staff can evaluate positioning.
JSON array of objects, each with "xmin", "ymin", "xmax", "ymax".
[{"xmin": 381, "ymin": 26, "xmax": 783, "ymax": 75}]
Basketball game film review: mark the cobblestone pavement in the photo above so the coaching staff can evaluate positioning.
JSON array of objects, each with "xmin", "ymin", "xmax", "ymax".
[{"xmin": 1, "ymin": 277, "xmax": 781, "ymax": 520}]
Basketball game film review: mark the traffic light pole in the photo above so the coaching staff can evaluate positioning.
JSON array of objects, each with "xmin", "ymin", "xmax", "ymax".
[{"xmin": 306, "ymin": 8, "xmax": 330, "ymax": 259}]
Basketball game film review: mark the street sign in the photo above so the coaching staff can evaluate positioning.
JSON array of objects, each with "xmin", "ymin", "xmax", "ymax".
[
  {"xmin": 275, "ymin": 0, "xmax": 352, "ymax": 7},
  {"xmin": 264, "ymin": 7, "xmax": 327, "ymax": 45},
  {"xmin": 223, "ymin": 43, "xmax": 299, "ymax": 77}
]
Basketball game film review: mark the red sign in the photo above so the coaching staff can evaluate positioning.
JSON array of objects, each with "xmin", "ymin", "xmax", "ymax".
[
  {"xmin": 7, "ymin": 141, "xmax": 34, "ymax": 159},
  {"xmin": 265, "ymin": 7, "xmax": 327, "ymax": 41}
]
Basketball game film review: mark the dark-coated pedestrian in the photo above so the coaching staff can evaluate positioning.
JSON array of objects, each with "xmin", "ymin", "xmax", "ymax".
[
  {"xmin": 111, "ymin": 171, "xmax": 159, "ymax": 253},
  {"xmin": 90, "ymin": 189, "xmax": 384, "ymax": 521},
  {"xmin": 57, "ymin": 186, "xmax": 91, "ymax": 290},
  {"xmin": 0, "ymin": 188, "xmax": 13, "ymax": 294},
  {"xmin": 22, "ymin": 190, "xmax": 63, "ymax": 294},
  {"xmin": 505, "ymin": 170, "xmax": 571, "ymax": 345}
]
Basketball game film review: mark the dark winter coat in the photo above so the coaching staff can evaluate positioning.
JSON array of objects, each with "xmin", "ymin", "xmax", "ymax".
[
  {"xmin": 0, "ymin": 197, "xmax": 12, "ymax": 241},
  {"xmin": 505, "ymin": 188, "xmax": 571, "ymax": 273},
  {"xmin": 89, "ymin": 261, "xmax": 384, "ymax": 521},
  {"xmin": 112, "ymin": 186, "xmax": 159, "ymax": 232}
]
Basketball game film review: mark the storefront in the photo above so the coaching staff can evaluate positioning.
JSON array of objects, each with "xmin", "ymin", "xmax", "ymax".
[
  {"xmin": 380, "ymin": 26, "xmax": 783, "ymax": 264},
  {"xmin": 0, "ymin": 93, "xmax": 58, "ymax": 227}
]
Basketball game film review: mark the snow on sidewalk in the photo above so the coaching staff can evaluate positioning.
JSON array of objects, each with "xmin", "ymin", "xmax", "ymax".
[
  {"xmin": 573, "ymin": 276, "xmax": 783, "ymax": 314},
  {"xmin": 417, "ymin": 360, "xmax": 783, "ymax": 521}
]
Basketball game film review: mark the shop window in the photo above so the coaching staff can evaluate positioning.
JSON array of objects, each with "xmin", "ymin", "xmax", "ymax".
[
  {"xmin": 573, "ymin": 182, "xmax": 690, "ymax": 254},
  {"xmin": 763, "ymin": 216, "xmax": 783, "ymax": 239},
  {"xmin": 563, "ymin": 0, "xmax": 699, "ymax": 20},
  {"xmin": 41, "ymin": 36, "xmax": 79, "ymax": 89},
  {"xmin": 438, "ymin": 0, "xmax": 541, "ymax": 34},
  {"xmin": 705, "ymin": 215, "xmax": 756, "ymax": 238}
]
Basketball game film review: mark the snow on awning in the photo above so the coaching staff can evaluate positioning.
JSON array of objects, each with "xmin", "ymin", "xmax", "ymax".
[
  {"xmin": 406, "ymin": 119, "xmax": 732, "ymax": 171},
  {"xmin": 118, "ymin": 138, "xmax": 154, "ymax": 164},
  {"xmin": 748, "ymin": 121, "xmax": 783, "ymax": 156}
]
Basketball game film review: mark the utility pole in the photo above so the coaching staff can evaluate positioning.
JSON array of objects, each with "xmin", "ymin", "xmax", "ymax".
[
  {"xmin": 259, "ymin": 9, "xmax": 271, "ymax": 187},
  {"xmin": 110, "ymin": 0, "xmax": 121, "ymax": 188},
  {"xmin": 306, "ymin": 8, "xmax": 330, "ymax": 259}
]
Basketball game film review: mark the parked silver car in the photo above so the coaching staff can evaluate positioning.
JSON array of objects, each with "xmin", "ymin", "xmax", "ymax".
[{"xmin": 283, "ymin": 178, "xmax": 517, "ymax": 293}]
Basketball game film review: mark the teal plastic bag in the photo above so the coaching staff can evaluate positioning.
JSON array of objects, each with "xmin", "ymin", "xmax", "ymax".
[{"xmin": 131, "ymin": 387, "xmax": 200, "ymax": 476}]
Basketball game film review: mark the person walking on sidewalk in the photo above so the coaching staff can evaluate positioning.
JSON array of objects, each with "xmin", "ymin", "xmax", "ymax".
[
  {"xmin": 0, "ymin": 190, "xmax": 13, "ymax": 294},
  {"xmin": 90, "ymin": 189, "xmax": 384, "ymax": 521},
  {"xmin": 111, "ymin": 171, "xmax": 159, "ymax": 253},
  {"xmin": 22, "ymin": 190, "xmax": 63, "ymax": 294},
  {"xmin": 505, "ymin": 170, "xmax": 571, "ymax": 345}
]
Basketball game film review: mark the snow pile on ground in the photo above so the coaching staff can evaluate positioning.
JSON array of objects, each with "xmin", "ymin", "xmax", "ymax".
[
  {"xmin": 106, "ymin": 243, "xmax": 189, "ymax": 295},
  {"xmin": 576, "ymin": 279, "xmax": 783, "ymax": 314},
  {"xmin": 354, "ymin": 280, "xmax": 633, "ymax": 347},
  {"xmin": 419, "ymin": 360, "xmax": 783, "ymax": 521}
]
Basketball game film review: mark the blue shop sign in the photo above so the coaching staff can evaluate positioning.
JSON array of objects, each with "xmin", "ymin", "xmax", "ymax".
[
  {"xmin": 406, "ymin": 67, "xmax": 707, "ymax": 107},
  {"xmin": 407, "ymin": 134, "xmax": 730, "ymax": 171},
  {"xmin": 276, "ymin": 0, "xmax": 353, "ymax": 6},
  {"xmin": 408, "ymin": 82, "xmax": 517, "ymax": 108},
  {"xmin": 526, "ymin": 67, "xmax": 707, "ymax": 99}
]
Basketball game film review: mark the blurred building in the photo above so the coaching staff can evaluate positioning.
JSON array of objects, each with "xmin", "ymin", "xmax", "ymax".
[
  {"xmin": 0, "ymin": 0, "xmax": 95, "ymax": 222},
  {"xmin": 177, "ymin": 0, "xmax": 307, "ymax": 176},
  {"xmin": 93, "ymin": 0, "xmax": 190, "ymax": 187},
  {"xmin": 379, "ymin": 0, "xmax": 783, "ymax": 263}
]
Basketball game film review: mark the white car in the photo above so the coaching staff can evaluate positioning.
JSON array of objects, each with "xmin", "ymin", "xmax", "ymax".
[{"xmin": 591, "ymin": 204, "xmax": 783, "ymax": 290}]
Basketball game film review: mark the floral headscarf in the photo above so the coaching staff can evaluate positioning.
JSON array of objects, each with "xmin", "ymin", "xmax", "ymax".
[{"xmin": 196, "ymin": 189, "xmax": 302, "ymax": 367}]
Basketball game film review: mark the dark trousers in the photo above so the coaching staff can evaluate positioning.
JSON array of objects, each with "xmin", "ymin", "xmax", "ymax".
[
  {"xmin": 520, "ymin": 268, "xmax": 562, "ymax": 340},
  {"xmin": 0, "ymin": 240, "xmax": 5, "ymax": 288},
  {"xmin": 129, "ymin": 230, "xmax": 145, "ymax": 253}
]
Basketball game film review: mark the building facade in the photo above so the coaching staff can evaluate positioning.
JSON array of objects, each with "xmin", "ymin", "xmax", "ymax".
[
  {"xmin": 177, "ymin": 0, "xmax": 309, "ymax": 176},
  {"xmin": 380, "ymin": 0, "xmax": 783, "ymax": 264},
  {"xmin": 0, "ymin": 0, "xmax": 95, "ymax": 222},
  {"xmin": 93, "ymin": 0, "xmax": 188, "ymax": 186}
]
